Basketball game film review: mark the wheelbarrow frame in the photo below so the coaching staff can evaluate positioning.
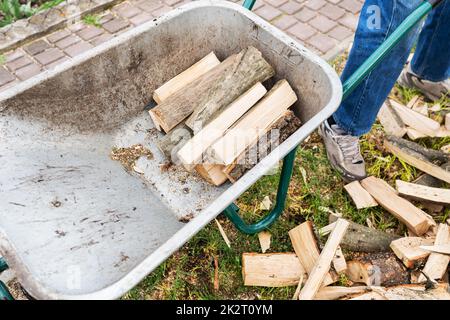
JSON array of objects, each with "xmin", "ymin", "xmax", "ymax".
[{"xmin": 223, "ymin": 0, "xmax": 445, "ymax": 235}]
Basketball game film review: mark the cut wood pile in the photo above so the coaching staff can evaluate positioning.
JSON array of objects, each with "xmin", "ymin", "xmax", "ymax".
[
  {"xmin": 240, "ymin": 95, "xmax": 450, "ymax": 300},
  {"xmin": 148, "ymin": 47, "xmax": 302, "ymax": 186},
  {"xmin": 242, "ymin": 214, "xmax": 450, "ymax": 300}
]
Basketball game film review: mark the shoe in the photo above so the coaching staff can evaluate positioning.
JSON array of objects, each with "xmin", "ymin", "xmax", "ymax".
[
  {"xmin": 398, "ymin": 66, "xmax": 450, "ymax": 101},
  {"xmin": 319, "ymin": 120, "xmax": 367, "ymax": 182}
]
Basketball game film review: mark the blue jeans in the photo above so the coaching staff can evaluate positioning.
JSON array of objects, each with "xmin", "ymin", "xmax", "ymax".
[{"xmin": 333, "ymin": 0, "xmax": 450, "ymax": 136}]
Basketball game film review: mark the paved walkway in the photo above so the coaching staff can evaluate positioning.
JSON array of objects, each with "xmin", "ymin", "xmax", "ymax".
[{"xmin": 0, "ymin": 0, "xmax": 362, "ymax": 92}]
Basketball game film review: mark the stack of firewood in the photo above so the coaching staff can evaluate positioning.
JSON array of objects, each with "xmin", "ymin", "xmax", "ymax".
[{"xmin": 149, "ymin": 47, "xmax": 302, "ymax": 186}]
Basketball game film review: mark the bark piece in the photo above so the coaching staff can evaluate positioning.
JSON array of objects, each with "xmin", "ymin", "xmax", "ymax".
[
  {"xmin": 211, "ymin": 79, "xmax": 297, "ymax": 166},
  {"xmin": 156, "ymin": 123, "xmax": 192, "ymax": 162},
  {"xmin": 153, "ymin": 52, "xmax": 220, "ymax": 104},
  {"xmin": 150, "ymin": 46, "xmax": 274, "ymax": 133},
  {"xmin": 344, "ymin": 181, "xmax": 378, "ymax": 209},
  {"xmin": 298, "ymin": 219, "xmax": 349, "ymax": 300},
  {"xmin": 361, "ymin": 176, "xmax": 434, "ymax": 236},
  {"xmin": 418, "ymin": 224, "xmax": 450, "ymax": 282},
  {"xmin": 242, "ymin": 253, "xmax": 306, "ymax": 287},
  {"xmin": 345, "ymin": 252, "xmax": 409, "ymax": 287}
]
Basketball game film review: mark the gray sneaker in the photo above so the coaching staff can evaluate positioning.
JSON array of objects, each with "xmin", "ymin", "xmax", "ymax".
[
  {"xmin": 398, "ymin": 66, "xmax": 450, "ymax": 101},
  {"xmin": 319, "ymin": 120, "xmax": 367, "ymax": 182}
]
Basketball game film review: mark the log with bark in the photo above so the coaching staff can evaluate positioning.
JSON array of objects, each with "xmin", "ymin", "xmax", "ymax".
[
  {"xmin": 326, "ymin": 217, "xmax": 400, "ymax": 252},
  {"xmin": 384, "ymin": 136, "xmax": 450, "ymax": 184},
  {"xmin": 149, "ymin": 46, "xmax": 274, "ymax": 133},
  {"xmin": 210, "ymin": 79, "xmax": 297, "ymax": 166},
  {"xmin": 345, "ymin": 252, "xmax": 410, "ymax": 287},
  {"xmin": 223, "ymin": 110, "xmax": 302, "ymax": 182}
]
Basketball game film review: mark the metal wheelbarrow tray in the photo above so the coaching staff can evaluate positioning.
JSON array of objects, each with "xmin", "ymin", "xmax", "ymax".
[{"xmin": 0, "ymin": 0, "xmax": 341, "ymax": 299}]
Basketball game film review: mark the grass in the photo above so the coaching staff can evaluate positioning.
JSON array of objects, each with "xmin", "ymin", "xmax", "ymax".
[
  {"xmin": 122, "ymin": 54, "xmax": 449, "ymax": 300},
  {"xmin": 0, "ymin": 0, "xmax": 64, "ymax": 27},
  {"xmin": 82, "ymin": 14, "xmax": 101, "ymax": 28}
]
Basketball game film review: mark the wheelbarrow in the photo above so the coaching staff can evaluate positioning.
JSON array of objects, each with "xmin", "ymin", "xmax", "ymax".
[{"xmin": 0, "ymin": 0, "xmax": 442, "ymax": 300}]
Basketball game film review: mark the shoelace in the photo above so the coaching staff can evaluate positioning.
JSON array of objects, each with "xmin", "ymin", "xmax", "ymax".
[{"xmin": 328, "ymin": 124, "xmax": 364, "ymax": 164}]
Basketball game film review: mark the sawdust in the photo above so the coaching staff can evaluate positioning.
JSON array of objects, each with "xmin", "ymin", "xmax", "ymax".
[{"xmin": 110, "ymin": 144, "xmax": 153, "ymax": 171}]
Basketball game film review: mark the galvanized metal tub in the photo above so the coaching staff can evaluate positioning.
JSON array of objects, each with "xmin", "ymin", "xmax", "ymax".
[{"xmin": 0, "ymin": 0, "xmax": 342, "ymax": 299}]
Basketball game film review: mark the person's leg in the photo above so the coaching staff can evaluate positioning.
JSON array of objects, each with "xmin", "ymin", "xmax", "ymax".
[
  {"xmin": 333, "ymin": 0, "xmax": 422, "ymax": 136},
  {"xmin": 320, "ymin": 0, "xmax": 422, "ymax": 181},
  {"xmin": 411, "ymin": 0, "xmax": 450, "ymax": 82},
  {"xmin": 398, "ymin": 0, "xmax": 450, "ymax": 100}
]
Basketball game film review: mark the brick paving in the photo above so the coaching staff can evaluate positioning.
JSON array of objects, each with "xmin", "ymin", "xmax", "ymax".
[{"xmin": 0, "ymin": 0, "xmax": 363, "ymax": 92}]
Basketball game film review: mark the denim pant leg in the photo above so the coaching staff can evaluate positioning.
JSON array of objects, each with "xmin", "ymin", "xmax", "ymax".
[
  {"xmin": 333, "ymin": 0, "xmax": 422, "ymax": 136},
  {"xmin": 411, "ymin": 0, "xmax": 450, "ymax": 82}
]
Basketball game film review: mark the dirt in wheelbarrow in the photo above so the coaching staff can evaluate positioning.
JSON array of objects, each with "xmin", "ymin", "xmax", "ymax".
[{"xmin": 110, "ymin": 144, "xmax": 153, "ymax": 172}]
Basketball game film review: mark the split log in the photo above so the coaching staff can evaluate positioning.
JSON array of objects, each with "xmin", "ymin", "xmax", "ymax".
[
  {"xmin": 332, "ymin": 246, "xmax": 347, "ymax": 274},
  {"xmin": 150, "ymin": 46, "xmax": 274, "ymax": 133},
  {"xmin": 406, "ymin": 95, "xmax": 420, "ymax": 109},
  {"xmin": 242, "ymin": 253, "xmax": 306, "ymax": 287},
  {"xmin": 418, "ymin": 224, "xmax": 450, "ymax": 282},
  {"xmin": 373, "ymin": 284, "xmax": 450, "ymax": 300},
  {"xmin": 413, "ymin": 162, "xmax": 450, "ymax": 188},
  {"xmin": 396, "ymin": 180, "xmax": 450, "ymax": 205},
  {"xmin": 389, "ymin": 99, "xmax": 440, "ymax": 136},
  {"xmin": 377, "ymin": 102, "xmax": 406, "ymax": 137},
  {"xmin": 390, "ymin": 237, "xmax": 433, "ymax": 268},
  {"xmin": 185, "ymin": 46, "xmax": 274, "ymax": 132},
  {"xmin": 223, "ymin": 110, "xmax": 302, "ymax": 182},
  {"xmin": 156, "ymin": 123, "xmax": 192, "ymax": 163},
  {"xmin": 420, "ymin": 244, "xmax": 450, "ymax": 255},
  {"xmin": 288, "ymin": 221, "xmax": 337, "ymax": 287},
  {"xmin": 153, "ymin": 52, "xmax": 220, "ymax": 104},
  {"xmin": 435, "ymin": 126, "xmax": 450, "ymax": 137},
  {"xmin": 344, "ymin": 181, "xmax": 378, "ymax": 209},
  {"xmin": 385, "ymin": 135, "xmax": 449, "ymax": 163},
  {"xmin": 177, "ymin": 82, "xmax": 267, "ymax": 171},
  {"xmin": 325, "ymin": 218, "xmax": 399, "ymax": 252},
  {"xmin": 384, "ymin": 138, "xmax": 450, "ymax": 184},
  {"xmin": 195, "ymin": 163, "xmax": 228, "ymax": 186},
  {"xmin": 360, "ymin": 176, "xmax": 434, "ymax": 236},
  {"xmin": 298, "ymin": 219, "xmax": 349, "ymax": 300},
  {"xmin": 314, "ymin": 286, "xmax": 369, "ymax": 300},
  {"xmin": 211, "ymin": 79, "xmax": 297, "ymax": 166},
  {"xmin": 345, "ymin": 252, "xmax": 409, "ymax": 287},
  {"xmin": 406, "ymin": 128, "xmax": 427, "ymax": 140}
]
